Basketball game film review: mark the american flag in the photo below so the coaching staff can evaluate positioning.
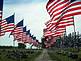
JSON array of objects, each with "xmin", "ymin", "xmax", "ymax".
[
  {"xmin": 22, "ymin": 32, "xmax": 27, "ymax": 42},
  {"xmin": 24, "ymin": 31, "xmax": 29, "ymax": 43},
  {"xmin": 22, "ymin": 26, "xmax": 27, "ymax": 42},
  {"xmin": 51, "ymin": 26, "xmax": 66, "ymax": 37},
  {"xmin": 28, "ymin": 33, "xmax": 33, "ymax": 44},
  {"xmin": 0, "ymin": 26, "xmax": 5, "ymax": 36},
  {"xmin": 46, "ymin": 0, "xmax": 81, "ymax": 31},
  {"xmin": 44, "ymin": 27, "xmax": 66, "ymax": 37},
  {"xmin": 11, "ymin": 28, "xmax": 20, "ymax": 40},
  {"xmin": 10, "ymin": 20, "xmax": 23, "ymax": 41},
  {"xmin": 32, "ymin": 40, "xmax": 38, "ymax": 46},
  {"xmin": 1, "ymin": 14, "xmax": 15, "ymax": 32},
  {"xmin": 13, "ymin": 27, "xmax": 23, "ymax": 41},
  {"xmin": 30, "ymin": 35, "xmax": 34, "ymax": 44},
  {"xmin": 51, "ymin": 17, "xmax": 74, "ymax": 30},
  {"xmin": 24, "ymin": 30, "xmax": 32, "ymax": 44},
  {"xmin": 46, "ymin": 0, "xmax": 70, "ymax": 26},
  {"xmin": 46, "ymin": 0, "xmax": 70, "ymax": 30},
  {"xmin": 58, "ymin": 17, "xmax": 74, "ymax": 27},
  {"xmin": 0, "ymin": 0, "xmax": 5, "ymax": 36},
  {"xmin": 52, "ymin": 31, "xmax": 64, "ymax": 37},
  {"xmin": 46, "ymin": 17, "xmax": 74, "ymax": 31},
  {"xmin": 54, "ymin": 0, "xmax": 81, "ymax": 30},
  {"xmin": 26, "ymin": 35, "xmax": 32, "ymax": 44},
  {"xmin": 32, "ymin": 36, "xmax": 38, "ymax": 46},
  {"xmin": 43, "ymin": 28, "xmax": 53, "ymax": 37},
  {"xmin": 50, "ymin": 37, "xmax": 56, "ymax": 44},
  {"xmin": 61, "ymin": 1, "xmax": 81, "ymax": 19}
]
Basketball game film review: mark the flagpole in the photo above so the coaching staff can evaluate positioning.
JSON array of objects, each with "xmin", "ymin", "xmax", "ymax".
[
  {"xmin": 65, "ymin": 27, "xmax": 66, "ymax": 36},
  {"xmin": 0, "ymin": 0, "xmax": 4, "ymax": 36},
  {"xmin": 73, "ymin": 17, "xmax": 76, "ymax": 49},
  {"xmin": 77, "ymin": 31, "xmax": 80, "ymax": 52},
  {"xmin": 62, "ymin": 27, "xmax": 66, "ymax": 48},
  {"xmin": 13, "ymin": 40, "xmax": 15, "ymax": 46},
  {"xmin": 13, "ymin": 38, "xmax": 15, "ymax": 47},
  {"xmin": 73, "ymin": 21, "xmax": 76, "ymax": 35},
  {"xmin": 13, "ymin": 13, "xmax": 15, "ymax": 47}
]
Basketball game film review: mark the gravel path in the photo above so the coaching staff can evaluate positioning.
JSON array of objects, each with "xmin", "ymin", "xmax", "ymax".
[{"xmin": 35, "ymin": 49, "xmax": 53, "ymax": 61}]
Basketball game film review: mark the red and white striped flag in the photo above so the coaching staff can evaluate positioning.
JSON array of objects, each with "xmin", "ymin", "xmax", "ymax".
[
  {"xmin": 32, "ymin": 40, "xmax": 38, "ymax": 46},
  {"xmin": 61, "ymin": 1, "xmax": 81, "ymax": 19},
  {"xmin": 0, "ymin": 23, "xmax": 5, "ymax": 36},
  {"xmin": 53, "ymin": 31, "xmax": 64, "ymax": 37},
  {"xmin": 22, "ymin": 32, "xmax": 27, "ymax": 42},
  {"xmin": 46, "ymin": 17, "xmax": 74, "ymax": 31},
  {"xmin": 52, "ymin": 17, "xmax": 74, "ymax": 30},
  {"xmin": 51, "ymin": 27, "xmax": 66, "ymax": 37},
  {"xmin": 15, "ymin": 27, "xmax": 23, "ymax": 41},
  {"xmin": 0, "ymin": 0, "xmax": 5, "ymax": 36},
  {"xmin": 46, "ymin": 0, "xmax": 70, "ymax": 31},
  {"xmin": 24, "ymin": 35, "xmax": 29, "ymax": 43},
  {"xmin": 46, "ymin": 0, "xmax": 81, "ymax": 31},
  {"xmin": 11, "ymin": 26, "xmax": 23, "ymax": 41},
  {"xmin": 43, "ymin": 27, "xmax": 65, "ymax": 37},
  {"xmin": 52, "ymin": 1, "xmax": 81, "ymax": 30},
  {"xmin": 25, "ymin": 35, "xmax": 32, "ymax": 43},
  {"xmin": 10, "ymin": 20, "xmax": 23, "ymax": 41},
  {"xmin": 43, "ymin": 28, "xmax": 53, "ymax": 37},
  {"xmin": 46, "ymin": 0, "xmax": 70, "ymax": 24},
  {"xmin": 24, "ymin": 34, "xmax": 32, "ymax": 44},
  {"xmin": 1, "ymin": 15, "xmax": 15, "ymax": 32}
]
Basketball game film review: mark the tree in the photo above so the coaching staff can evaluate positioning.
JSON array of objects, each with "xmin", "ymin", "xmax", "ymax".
[
  {"xmin": 41, "ymin": 37, "xmax": 46, "ymax": 48},
  {"xmin": 18, "ymin": 43, "xmax": 26, "ymax": 49}
]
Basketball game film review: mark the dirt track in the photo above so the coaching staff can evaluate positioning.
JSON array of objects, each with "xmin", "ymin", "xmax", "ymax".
[{"xmin": 35, "ymin": 49, "xmax": 53, "ymax": 61}]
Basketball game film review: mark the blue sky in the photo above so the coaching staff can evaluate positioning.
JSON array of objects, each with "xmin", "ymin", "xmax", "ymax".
[
  {"xmin": 0, "ymin": 0, "xmax": 81, "ymax": 47},
  {"xmin": 4, "ymin": 0, "xmax": 47, "ymax": 4}
]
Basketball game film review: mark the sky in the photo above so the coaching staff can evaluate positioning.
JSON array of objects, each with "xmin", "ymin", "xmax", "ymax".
[
  {"xmin": 0, "ymin": 0, "xmax": 49, "ymax": 46},
  {"xmin": 0, "ymin": 0, "xmax": 81, "ymax": 46}
]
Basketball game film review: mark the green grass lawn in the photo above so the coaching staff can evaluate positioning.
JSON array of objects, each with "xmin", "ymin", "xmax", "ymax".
[
  {"xmin": 0, "ymin": 48, "xmax": 42, "ymax": 61},
  {"xmin": 48, "ymin": 48, "xmax": 81, "ymax": 61}
]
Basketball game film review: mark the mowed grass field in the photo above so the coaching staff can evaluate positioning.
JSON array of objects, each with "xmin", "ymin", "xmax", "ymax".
[
  {"xmin": 0, "ymin": 48, "xmax": 42, "ymax": 61},
  {"xmin": 48, "ymin": 48, "xmax": 81, "ymax": 61}
]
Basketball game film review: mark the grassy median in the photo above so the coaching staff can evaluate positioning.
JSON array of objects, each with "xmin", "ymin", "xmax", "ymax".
[{"xmin": 0, "ymin": 48, "xmax": 42, "ymax": 61}]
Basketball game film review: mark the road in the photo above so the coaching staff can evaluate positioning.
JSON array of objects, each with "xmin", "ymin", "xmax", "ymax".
[{"xmin": 35, "ymin": 49, "xmax": 53, "ymax": 61}]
